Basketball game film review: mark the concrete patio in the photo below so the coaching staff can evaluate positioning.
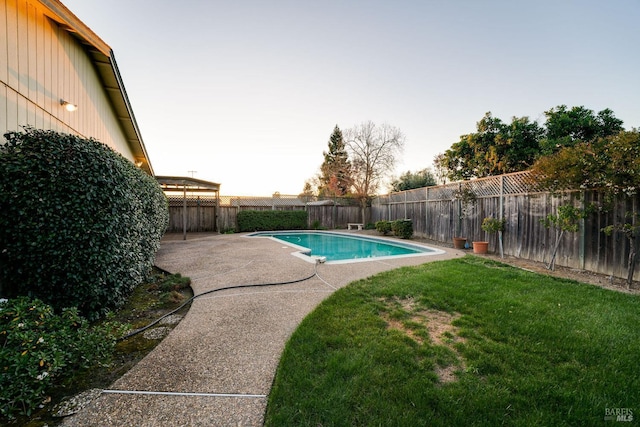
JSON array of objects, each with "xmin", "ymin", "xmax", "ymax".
[{"xmin": 62, "ymin": 232, "xmax": 461, "ymax": 426}]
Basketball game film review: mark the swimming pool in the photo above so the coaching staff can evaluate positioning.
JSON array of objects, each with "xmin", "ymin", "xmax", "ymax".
[{"xmin": 248, "ymin": 231, "xmax": 444, "ymax": 264}]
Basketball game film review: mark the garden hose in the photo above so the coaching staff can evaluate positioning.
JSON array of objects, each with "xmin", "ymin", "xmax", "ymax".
[{"xmin": 118, "ymin": 263, "xmax": 320, "ymax": 341}]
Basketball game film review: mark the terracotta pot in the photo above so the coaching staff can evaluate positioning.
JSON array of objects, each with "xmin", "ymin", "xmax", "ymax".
[
  {"xmin": 453, "ymin": 237, "xmax": 467, "ymax": 249},
  {"xmin": 473, "ymin": 241, "xmax": 489, "ymax": 254}
]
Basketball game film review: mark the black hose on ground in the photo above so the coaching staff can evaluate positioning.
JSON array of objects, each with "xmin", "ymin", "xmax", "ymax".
[{"xmin": 118, "ymin": 263, "xmax": 319, "ymax": 341}]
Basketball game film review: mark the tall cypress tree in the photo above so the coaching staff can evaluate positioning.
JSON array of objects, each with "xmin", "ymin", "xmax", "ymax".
[{"xmin": 319, "ymin": 125, "xmax": 352, "ymax": 197}]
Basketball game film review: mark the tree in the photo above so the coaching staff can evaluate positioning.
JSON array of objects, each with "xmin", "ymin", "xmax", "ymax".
[
  {"xmin": 540, "ymin": 105, "xmax": 623, "ymax": 154},
  {"xmin": 390, "ymin": 168, "xmax": 437, "ymax": 192},
  {"xmin": 541, "ymin": 204, "xmax": 585, "ymax": 271},
  {"xmin": 532, "ymin": 130, "xmax": 640, "ymax": 286},
  {"xmin": 432, "ymin": 153, "xmax": 449, "ymax": 185},
  {"xmin": 437, "ymin": 106, "xmax": 622, "ymax": 182},
  {"xmin": 438, "ymin": 112, "xmax": 543, "ymax": 181},
  {"xmin": 344, "ymin": 121, "xmax": 405, "ymax": 222},
  {"xmin": 299, "ymin": 181, "xmax": 316, "ymax": 203},
  {"xmin": 491, "ymin": 116, "xmax": 545, "ymax": 173},
  {"xmin": 439, "ymin": 112, "xmax": 502, "ymax": 181},
  {"xmin": 318, "ymin": 125, "xmax": 352, "ymax": 198}
]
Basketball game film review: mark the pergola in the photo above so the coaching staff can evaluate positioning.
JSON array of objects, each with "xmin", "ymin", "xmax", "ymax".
[{"xmin": 155, "ymin": 176, "xmax": 221, "ymax": 240}]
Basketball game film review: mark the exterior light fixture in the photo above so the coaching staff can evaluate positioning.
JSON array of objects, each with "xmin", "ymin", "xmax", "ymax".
[{"xmin": 60, "ymin": 99, "xmax": 78, "ymax": 112}]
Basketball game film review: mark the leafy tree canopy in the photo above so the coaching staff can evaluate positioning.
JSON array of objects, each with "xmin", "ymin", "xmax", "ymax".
[
  {"xmin": 437, "ymin": 106, "xmax": 624, "ymax": 181},
  {"xmin": 531, "ymin": 129, "xmax": 640, "ymax": 286},
  {"xmin": 540, "ymin": 105, "xmax": 624, "ymax": 154},
  {"xmin": 437, "ymin": 112, "xmax": 544, "ymax": 181},
  {"xmin": 532, "ymin": 129, "xmax": 640, "ymax": 196},
  {"xmin": 390, "ymin": 168, "xmax": 437, "ymax": 192}
]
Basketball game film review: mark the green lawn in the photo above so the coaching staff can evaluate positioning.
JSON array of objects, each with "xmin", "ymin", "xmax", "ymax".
[{"xmin": 265, "ymin": 256, "xmax": 640, "ymax": 426}]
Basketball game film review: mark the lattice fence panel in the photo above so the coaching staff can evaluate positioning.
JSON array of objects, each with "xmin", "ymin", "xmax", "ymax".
[
  {"xmin": 167, "ymin": 196, "xmax": 218, "ymax": 206},
  {"xmin": 427, "ymin": 185, "xmax": 457, "ymax": 201},
  {"xmin": 219, "ymin": 195, "xmax": 306, "ymax": 207},
  {"xmin": 503, "ymin": 171, "xmax": 542, "ymax": 194},
  {"xmin": 388, "ymin": 192, "xmax": 406, "ymax": 204},
  {"xmin": 406, "ymin": 188, "xmax": 426, "ymax": 202},
  {"xmin": 468, "ymin": 177, "xmax": 501, "ymax": 198}
]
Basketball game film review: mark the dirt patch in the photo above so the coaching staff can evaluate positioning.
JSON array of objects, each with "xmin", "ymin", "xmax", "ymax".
[
  {"xmin": 435, "ymin": 365, "xmax": 458, "ymax": 384},
  {"xmin": 386, "ymin": 317, "xmax": 426, "ymax": 344},
  {"xmin": 415, "ymin": 309, "xmax": 465, "ymax": 347},
  {"xmin": 381, "ymin": 298, "xmax": 465, "ymax": 384}
]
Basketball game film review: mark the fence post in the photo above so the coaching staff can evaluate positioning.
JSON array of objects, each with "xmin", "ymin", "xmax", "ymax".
[
  {"xmin": 333, "ymin": 201, "xmax": 337, "ymax": 229},
  {"xmin": 215, "ymin": 190, "xmax": 220, "ymax": 232},
  {"xmin": 182, "ymin": 182, "xmax": 187, "ymax": 240},
  {"xmin": 457, "ymin": 182, "xmax": 462, "ymax": 237},
  {"xmin": 579, "ymin": 190, "xmax": 586, "ymax": 270},
  {"xmin": 196, "ymin": 197, "xmax": 201, "ymax": 232},
  {"xmin": 499, "ymin": 175, "xmax": 504, "ymax": 221},
  {"xmin": 403, "ymin": 191, "xmax": 406, "ymax": 219},
  {"xmin": 425, "ymin": 187, "xmax": 429, "ymax": 239}
]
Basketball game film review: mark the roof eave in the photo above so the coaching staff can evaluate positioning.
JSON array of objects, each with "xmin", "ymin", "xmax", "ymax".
[{"xmin": 38, "ymin": 0, "xmax": 154, "ymax": 175}]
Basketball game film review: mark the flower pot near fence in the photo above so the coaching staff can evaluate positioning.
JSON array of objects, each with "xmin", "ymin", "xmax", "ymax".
[
  {"xmin": 453, "ymin": 237, "xmax": 467, "ymax": 249},
  {"xmin": 473, "ymin": 241, "xmax": 489, "ymax": 254}
]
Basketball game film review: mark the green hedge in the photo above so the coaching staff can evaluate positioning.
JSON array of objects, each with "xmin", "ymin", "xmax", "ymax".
[
  {"xmin": 375, "ymin": 220, "xmax": 393, "ymax": 235},
  {"xmin": 376, "ymin": 220, "xmax": 413, "ymax": 239},
  {"xmin": 0, "ymin": 128, "xmax": 168, "ymax": 320},
  {"xmin": 237, "ymin": 210, "xmax": 307, "ymax": 232},
  {"xmin": 392, "ymin": 219, "xmax": 413, "ymax": 239}
]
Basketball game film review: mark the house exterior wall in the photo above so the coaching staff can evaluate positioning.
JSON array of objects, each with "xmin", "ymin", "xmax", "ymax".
[{"xmin": 0, "ymin": 0, "xmax": 134, "ymax": 160}]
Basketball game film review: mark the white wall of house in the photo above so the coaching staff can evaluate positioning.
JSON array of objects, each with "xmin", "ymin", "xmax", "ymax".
[{"xmin": 0, "ymin": 0, "xmax": 135, "ymax": 161}]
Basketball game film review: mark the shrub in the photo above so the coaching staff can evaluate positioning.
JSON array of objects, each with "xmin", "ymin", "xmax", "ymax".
[
  {"xmin": 392, "ymin": 219, "xmax": 413, "ymax": 239},
  {"xmin": 375, "ymin": 220, "xmax": 392, "ymax": 235},
  {"xmin": 0, "ymin": 297, "xmax": 122, "ymax": 419},
  {"xmin": 481, "ymin": 217, "xmax": 506, "ymax": 233},
  {"xmin": 0, "ymin": 128, "xmax": 169, "ymax": 319},
  {"xmin": 237, "ymin": 210, "xmax": 307, "ymax": 232}
]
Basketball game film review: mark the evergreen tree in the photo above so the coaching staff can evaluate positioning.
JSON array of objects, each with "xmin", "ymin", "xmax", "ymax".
[{"xmin": 318, "ymin": 125, "xmax": 352, "ymax": 197}]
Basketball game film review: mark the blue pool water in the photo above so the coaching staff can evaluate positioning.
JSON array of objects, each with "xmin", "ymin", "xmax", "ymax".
[{"xmin": 249, "ymin": 231, "xmax": 441, "ymax": 263}]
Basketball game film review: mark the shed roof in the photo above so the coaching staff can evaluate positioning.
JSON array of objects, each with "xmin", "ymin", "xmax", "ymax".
[
  {"xmin": 156, "ymin": 176, "xmax": 221, "ymax": 193},
  {"xmin": 38, "ymin": 0, "xmax": 154, "ymax": 175}
]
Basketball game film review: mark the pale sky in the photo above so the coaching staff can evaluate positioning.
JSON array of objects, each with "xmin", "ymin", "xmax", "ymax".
[{"xmin": 62, "ymin": 0, "xmax": 640, "ymax": 196}]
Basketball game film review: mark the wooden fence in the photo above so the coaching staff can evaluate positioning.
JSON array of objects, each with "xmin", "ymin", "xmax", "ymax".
[
  {"xmin": 167, "ymin": 198, "xmax": 218, "ymax": 232},
  {"xmin": 371, "ymin": 171, "xmax": 639, "ymax": 282},
  {"xmin": 165, "ymin": 173, "xmax": 638, "ymax": 281},
  {"xmin": 307, "ymin": 205, "xmax": 361, "ymax": 229},
  {"xmin": 166, "ymin": 195, "xmax": 363, "ymax": 233}
]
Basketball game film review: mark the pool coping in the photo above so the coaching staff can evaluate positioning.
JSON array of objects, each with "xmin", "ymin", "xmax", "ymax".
[{"xmin": 246, "ymin": 230, "xmax": 447, "ymax": 264}]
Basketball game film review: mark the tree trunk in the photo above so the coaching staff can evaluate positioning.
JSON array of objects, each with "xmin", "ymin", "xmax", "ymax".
[
  {"xmin": 547, "ymin": 229, "xmax": 564, "ymax": 271},
  {"xmin": 626, "ymin": 236, "xmax": 636, "ymax": 289}
]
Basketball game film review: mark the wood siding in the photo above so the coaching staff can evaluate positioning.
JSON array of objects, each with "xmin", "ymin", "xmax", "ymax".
[{"xmin": 0, "ymin": 0, "xmax": 134, "ymax": 159}]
